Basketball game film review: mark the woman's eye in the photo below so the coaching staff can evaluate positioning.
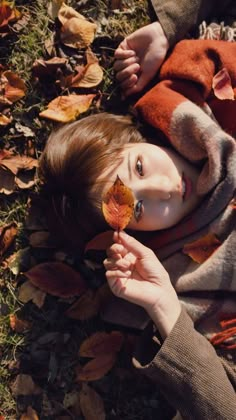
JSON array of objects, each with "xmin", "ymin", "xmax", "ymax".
[
  {"xmin": 136, "ymin": 158, "xmax": 143, "ymax": 176},
  {"xmin": 134, "ymin": 200, "xmax": 143, "ymax": 222}
]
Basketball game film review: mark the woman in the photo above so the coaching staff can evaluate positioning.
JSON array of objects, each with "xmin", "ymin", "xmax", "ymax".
[{"xmin": 39, "ymin": 39, "xmax": 236, "ymax": 419}]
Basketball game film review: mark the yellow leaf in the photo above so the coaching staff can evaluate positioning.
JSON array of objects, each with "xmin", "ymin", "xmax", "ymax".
[
  {"xmin": 39, "ymin": 94, "xmax": 95, "ymax": 123},
  {"xmin": 58, "ymin": 4, "xmax": 96, "ymax": 49}
]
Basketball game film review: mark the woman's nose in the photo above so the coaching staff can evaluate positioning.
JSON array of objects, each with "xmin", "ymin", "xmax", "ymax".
[{"xmin": 139, "ymin": 178, "xmax": 171, "ymax": 200}]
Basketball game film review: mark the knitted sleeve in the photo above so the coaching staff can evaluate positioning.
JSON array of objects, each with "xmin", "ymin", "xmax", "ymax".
[
  {"xmin": 133, "ymin": 308, "xmax": 236, "ymax": 419},
  {"xmin": 149, "ymin": 0, "xmax": 236, "ymax": 46}
]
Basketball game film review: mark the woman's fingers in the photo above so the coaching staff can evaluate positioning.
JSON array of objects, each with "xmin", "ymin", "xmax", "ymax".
[
  {"xmin": 103, "ymin": 256, "xmax": 132, "ymax": 271},
  {"xmin": 114, "ymin": 55, "xmax": 139, "ymax": 72},
  {"xmin": 120, "ymin": 74, "xmax": 138, "ymax": 90},
  {"xmin": 116, "ymin": 62, "xmax": 140, "ymax": 82}
]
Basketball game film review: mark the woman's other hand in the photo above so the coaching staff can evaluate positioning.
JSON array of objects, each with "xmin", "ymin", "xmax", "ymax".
[
  {"xmin": 104, "ymin": 231, "xmax": 181, "ymax": 339},
  {"xmin": 113, "ymin": 22, "xmax": 169, "ymax": 97}
]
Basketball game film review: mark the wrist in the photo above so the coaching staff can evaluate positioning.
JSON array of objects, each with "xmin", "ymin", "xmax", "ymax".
[
  {"xmin": 146, "ymin": 290, "xmax": 181, "ymax": 340},
  {"xmin": 151, "ymin": 21, "xmax": 169, "ymax": 51}
]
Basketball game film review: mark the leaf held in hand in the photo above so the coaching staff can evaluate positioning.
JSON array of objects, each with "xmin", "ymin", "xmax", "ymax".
[
  {"xmin": 102, "ymin": 175, "xmax": 134, "ymax": 231},
  {"xmin": 212, "ymin": 68, "xmax": 234, "ymax": 100},
  {"xmin": 183, "ymin": 233, "xmax": 221, "ymax": 264}
]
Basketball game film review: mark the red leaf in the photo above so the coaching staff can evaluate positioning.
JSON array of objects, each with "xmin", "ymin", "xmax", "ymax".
[
  {"xmin": 24, "ymin": 262, "xmax": 87, "ymax": 298},
  {"xmin": 76, "ymin": 353, "xmax": 116, "ymax": 382},
  {"xmin": 212, "ymin": 68, "xmax": 234, "ymax": 100},
  {"xmin": 183, "ymin": 233, "xmax": 221, "ymax": 264},
  {"xmin": 84, "ymin": 230, "xmax": 114, "ymax": 253},
  {"xmin": 102, "ymin": 175, "xmax": 134, "ymax": 231},
  {"xmin": 79, "ymin": 331, "xmax": 124, "ymax": 357}
]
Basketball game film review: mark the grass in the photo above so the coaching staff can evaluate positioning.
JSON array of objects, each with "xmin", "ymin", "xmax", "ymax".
[{"xmin": 0, "ymin": 1, "xmax": 174, "ymax": 419}]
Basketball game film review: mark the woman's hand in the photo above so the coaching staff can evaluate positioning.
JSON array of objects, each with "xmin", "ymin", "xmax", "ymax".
[
  {"xmin": 113, "ymin": 22, "xmax": 169, "ymax": 97},
  {"xmin": 104, "ymin": 231, "xmax": 181, "ymax": 339}
]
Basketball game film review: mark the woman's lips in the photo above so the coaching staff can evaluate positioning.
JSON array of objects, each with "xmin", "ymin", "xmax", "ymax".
[{"xmin": 182, "ymin": 173, "xmax": 192, "ymax": 201}]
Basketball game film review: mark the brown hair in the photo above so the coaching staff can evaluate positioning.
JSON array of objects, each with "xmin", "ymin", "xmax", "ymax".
[{"xmin": 39, "ymin": 112, "xmax": 146, "ymax": 250}]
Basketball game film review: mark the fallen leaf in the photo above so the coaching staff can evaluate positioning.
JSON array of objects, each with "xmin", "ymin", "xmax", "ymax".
[
  {"xmin": 24, "ymin": 261, "xmax": 87, "ymax": 298},
  {"xmin": 76, "ymin": 353, "xmax": 116, "ymax": 382},
  {"xmin": 47, "ymin": 0, "xmax": 64, "ymax": 19},
  {"xmin": 183, "ymin": 233, "xmax": 221, "ymax": 263},
  {"xmin": 212, "ymin": 68, "xmax": 234, "ymax": 100},
  {"xmin": 63, "ymin": 390, "xmax": 81, "ymax": 414},
  {"xmin": 0, "ymin": 1, "xmax": 21, "ymax": 30},
  {"xmin": 79, "ymin": 331, "xmax": 124, "ymax": 357},
  {"xmin": 7, "ymin": 247, "xmax": 31, "ymax": 276},
  {"xmin": 0, "ymin": 70, "xmax": 26, "ymax": 104},
  {"xmin": 79, "ymin": 383, "xmax": 105, "ymax": 420},
  {"xmin": 65, "ymin": 289, "xmax": 99, "ymax": 320},
  {"xmin": 0, "ymin": 113, "xmax": 12, "ymax": 125},
  {"xmin": 0, "ymin": 167, "xmax": 14, "ymax": 194},
  {"xmin": 20, "ymin": 406, "xmax": 39, "ymax": 420},
  {"xmin": 9, "ymin": 314, "xmax": 32, "ymax": 333},
  {"xmin": 32, "ymin": 57, "xmax": 68, "ymax": 78},
  {"xmin": 39, "ymin": 94, "xmax": 95, "ymax": 123},
  {"xmin": 70, "ymin": 50, "xmax": 103, "ymax": 88},
  {"xmin": 18, "ymin": 280, "xmax": 46, "ymax": 308},
  {"xmin": 84, "ymin": 230, "xmax": 114, "ymax": 253},
  {"xmin": 11, "ymin": 374, "xmax": 42, "ymax": 396},
  {"xmin": 58, "ymin": 4, "xmax": 97, "ymax": 48},
  {"xmin": 0, "ymin": 153, "xmax": 38, "ymax": 174},
  {"xmin": 102, "ymin": 175, "xmax": 134, "ymax": 231},
  {"xmin": 0, "ymin": 222, "xmax": 17, "ymax": 258}
]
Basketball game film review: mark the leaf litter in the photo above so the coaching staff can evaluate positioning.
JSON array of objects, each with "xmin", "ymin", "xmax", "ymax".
[{"xmin": 0, "ymin": 1, "xmax": 175, "ymax": 419}]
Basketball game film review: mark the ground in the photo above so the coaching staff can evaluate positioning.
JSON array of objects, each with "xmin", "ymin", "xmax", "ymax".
[{"xmin": 0, "ymin": 1, "xmax": 174, "ymax": 419}]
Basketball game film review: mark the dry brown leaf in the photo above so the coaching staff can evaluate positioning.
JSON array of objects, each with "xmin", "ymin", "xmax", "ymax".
[
  {"xmin": 32, "ymin": 57, "xmax": 68, "ymax": 78},
  {"xmin": 212, "ymin": 68, "xmax": 235, "ymax": 100},
  {"xmin": 48, "ymin": 0, "xmax": 64, "ymax": 19},
  {"xmin": 0, "ymin": 222, "xmax": 17, "ymax": 258},
  {"xmin": 102, "ymin": 175, "xmax": 134, "ymax": 231},
  {"xmin": 11, "ymin": 374, "xmax": 42, "ymax": 396},
  {"xmin": 72, "ymin": 63, "xmax": 103, "ymax": 88},
  {"xmin": 79, "ymin": 331, "xmax": 124, "ymax": 357},
  {"xmin": 24, "ymin": 261, "xmax": 86, "ymax": 298},
  {"xmin": 0, "ymin": 70, "xmax": 26, "ymax": 104},
  {"xmin": 65, "ymin": 289, "xmax": 99, "ymax": 320},
  {"xmin": 9, "ymin": 314, "xmax": 32, "ymax": 333},
  {"xmin": 18, "ymin": 280, "xmax": 46, "ymax": 308},
  {"xmin": 183, "ymin": 233, "xmax": 221, "ymax": 263},
  {"xmin": 58, "ymin": 4, "xmax": 96, "ymax": 49},
  {"xmin": 76, "ymin": 353, "xmax": 117, "ymax": 382},
  {"xmin": 0, "ymin": 154, "xmax": 38, "ymax": 174},
  {"xmin": 15, "ymin": 171, "xmax": 37, "ymax": 190},
  {"xmin": 79, "ymin": 383, "xmax": 105, "ymax": 420},
  {"xmin": 20, "ymin": 406, "xmax": 39, "ymax": 420},
  {"xmin": 39, "ymin": 94, "xmax": 95, "ymax": 123}
]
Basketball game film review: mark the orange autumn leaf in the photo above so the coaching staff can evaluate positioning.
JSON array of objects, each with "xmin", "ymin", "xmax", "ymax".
[
  {"xmin": 183, "ymin": 233, "xmax": 221, "ymax": 264},
  {"xmin": 76, "ymin": 353, "xmax": 117, "ymax": 382},
  {"xmin": 0, "ymin": 70, "xmax": 26, "ymax": 104},
  {"xmin": 0, "ymin": 113, "xmax": 12, "ymax": 125},
  {"xmin": 0, "ymin": 1, "xmax": 21, "ymax": 29},
  {"xmin": 39, "ymin": 94, "xmax": 95, "ymax": 123},
  {"xmin": 20, "ymin": 406, "xmax": 39, "ymax": 420},
  {"xmin": 79, "ymin": 383, "xmax": 105, "ymax": 420},
  {"xmin": 0, "ymin": 222, "xmax": 18, "ymax": 258},
  {"xmin": 24, "ymin": 262, "xmax": 87, "ymax": 298},
  {"xmin": 70, "ymin": 50, "xmax": 103, "ymax": 88},
  {"xmin": 9, "ymin": 314, "xmax": 32, "ymax": 333},
  {"xmin": 212, "ymin": 68, "xmax": 234, "ymax": 100},
  {"xmin": 58, "ymin": 3, "xmax": 97, "ymax": 49},
  {"xmin": 32, "ymin": 57, "xmax": 68, "ymax": 78},
  {"xmin": 102, "ymin": 175, "xmax": 134, "ymax": 231},
  {"xmin": 79, "ymin": 331, "xmax": 124, "ymax": 357}
]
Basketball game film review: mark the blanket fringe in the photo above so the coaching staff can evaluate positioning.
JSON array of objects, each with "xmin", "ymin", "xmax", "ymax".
[
  {"xmin": 210, "ymin": 317, "xmax": 236, "ymax": 349},
  {"xmin": 199, "ymin": 21, "xmax": 236, "ymax": 42}
]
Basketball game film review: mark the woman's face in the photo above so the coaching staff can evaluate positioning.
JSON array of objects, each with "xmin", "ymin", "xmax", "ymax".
[{"xmin": 101, "ymin": 143, "xmax": 202, "ymax": 231}]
